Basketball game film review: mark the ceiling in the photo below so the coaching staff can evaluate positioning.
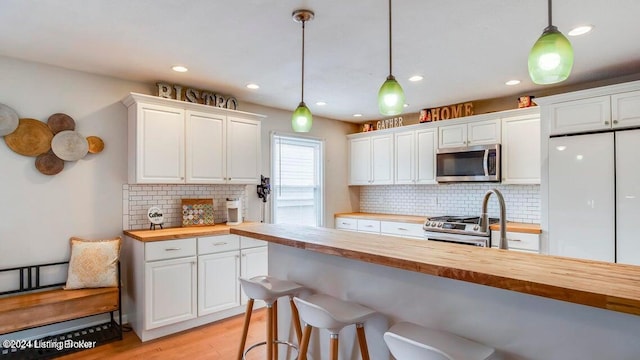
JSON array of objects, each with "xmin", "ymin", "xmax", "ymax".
[{"xmin": 1, "ymin": 0, "xmax": 639, "ymax": 122}]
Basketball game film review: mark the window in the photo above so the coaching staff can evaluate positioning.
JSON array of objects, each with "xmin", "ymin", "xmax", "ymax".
[{"xmin": 271, "ymin": 133, "xmax": 324, "ymax": 226}]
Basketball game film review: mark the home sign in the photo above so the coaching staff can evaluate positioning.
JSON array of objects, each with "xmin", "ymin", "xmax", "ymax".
[
  {"xmin": 156, "ymin": 82, "xmax": 238, "ymax": 110},
  {"xmin": 420, "ymin": 102, "xmax": 474, "ymax": 122}
]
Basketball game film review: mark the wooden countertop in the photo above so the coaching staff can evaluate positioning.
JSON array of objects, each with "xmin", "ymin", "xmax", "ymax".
[
  {"xmin": 124, "ymin": 225, "xmax": 234, "ymax": 242},
  {"xmin": 230, "ymin": 223, "xmax": 640, "ymax": 317},
  {"xmin": 335, "ymin": 212, "xmax": 541, "ymax": 234}
]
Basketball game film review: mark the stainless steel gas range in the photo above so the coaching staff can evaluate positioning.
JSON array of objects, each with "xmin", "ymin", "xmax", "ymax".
[{"xmin": 423, "ymin": 215, "xmax": 499, "ymax": 247}]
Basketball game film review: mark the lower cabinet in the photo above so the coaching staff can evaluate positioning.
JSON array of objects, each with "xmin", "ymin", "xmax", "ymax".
[
  {"xmin": 490, "ymin": 231, "xmax": 540, "ymax": 253},
  {"xmin": 125, "ymin": 234, "xmax": 268, "ymax": 341}
]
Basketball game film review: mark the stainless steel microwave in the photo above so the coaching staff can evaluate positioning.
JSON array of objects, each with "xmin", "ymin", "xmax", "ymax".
[{"xmin": 436, "ymin": 144, "xmax": 501, "ymax": 182}]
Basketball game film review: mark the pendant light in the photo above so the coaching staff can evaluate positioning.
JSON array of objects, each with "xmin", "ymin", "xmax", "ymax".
[
  {"xmin": 528, "ymin": 0, "xmax": 573, "ymax": 84},
  {"xmin": 378, "ymin": 0, "xmax": 405, "ymax": 116},
  {"xmin": 291, "ymin": 9, "xmax": 314, "ymax": 132}
]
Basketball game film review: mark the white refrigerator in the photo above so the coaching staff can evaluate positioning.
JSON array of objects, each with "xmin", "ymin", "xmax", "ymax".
[{"xmin": 548, "ymin": 129, "xmax": 640, "ymax": 264}]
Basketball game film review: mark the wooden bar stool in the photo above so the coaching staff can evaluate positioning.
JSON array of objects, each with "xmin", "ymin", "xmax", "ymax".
[
  {"xmin": 293, "ymin": 294, "xmax": 377, "ymax": 360},
  {"xmin": 238, "ymin": 276, "xmax": 307, "ymax": 360},
  {"xmin": 384, "ymin": 322, "xmax": 499, "ymax": 360}
]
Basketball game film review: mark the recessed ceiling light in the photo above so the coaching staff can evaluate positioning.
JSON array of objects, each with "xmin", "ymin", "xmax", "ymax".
[
  {"xmin": 315, "ymin": 101, "xmax": 327, "ymax": 106},
  {"xmin": 403, "ymin": 104, "xmax": 409, "ymax": 108},
  {"xmin": 353, "ymin": 113, "xmax": 363, "ymax": 117},
  {"xmin": 171, "ymin": 65, "xmax": 188, "ymax": 72},
  {"xmin": 246, "ymin": 83, "xmax": 260, "ymax": 89},
  {"xmin": 409, "ymin": 75, "xmax": 424, "ymax": 82},
  {"xmin": 568, "ymin": 25, "xmax": 594, "ymax": 36},
  {"xmin": 505, "ymin": 80, "xmax": 521, "ymax": 86}
]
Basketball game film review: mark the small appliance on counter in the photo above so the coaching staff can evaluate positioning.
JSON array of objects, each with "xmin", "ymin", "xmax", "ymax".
[{"xmin": 226, "ymin": 198, "xmax": 242, "ymax": 225}]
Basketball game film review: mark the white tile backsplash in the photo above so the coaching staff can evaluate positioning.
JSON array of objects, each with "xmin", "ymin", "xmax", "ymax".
[
  {"xmin": 360, "ymin": 184, "xmax": 540, "ymax": 223},
  {"xmin": 123, "ymin": 184, "xmax": 247, "ymax": 230}
]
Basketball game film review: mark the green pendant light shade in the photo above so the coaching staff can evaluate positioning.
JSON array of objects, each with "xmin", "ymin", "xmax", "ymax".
[
  {"xmin": 292, "ymin": 101, "xmax": 312, "ymax": 132},
  {"xmin": 291, "ymin": 10, "xmax": 314, "ymax": 132},
  {"xmin": 378, "ymin": 0, "xmax": 405, "ymax": 116},
  {"xmin": 378, "ymin": 75, "xmax": 405, "ymax": 116},
  {"xmin": 528, "ymin": 0, "xmax": 574, "ymax": 85}
]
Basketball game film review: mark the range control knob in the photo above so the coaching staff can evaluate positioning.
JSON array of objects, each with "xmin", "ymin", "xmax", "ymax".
[
  {"xmin": 473, "ymin": 225, "xmax": 479, "ymax": 231},
  {"xmin": 437, "ymin": 223, "xmax": 443, "ymax": 228}
]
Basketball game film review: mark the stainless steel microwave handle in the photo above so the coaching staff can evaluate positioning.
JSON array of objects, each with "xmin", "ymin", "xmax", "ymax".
[{"xmin": 483, "ymin": 149, "xmax": 489, "ymax": 176}]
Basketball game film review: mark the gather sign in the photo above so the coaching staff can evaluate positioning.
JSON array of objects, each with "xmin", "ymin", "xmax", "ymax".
[{"xmin": 156, "ymin": 82, "xmax": 238, "ymax": 110}]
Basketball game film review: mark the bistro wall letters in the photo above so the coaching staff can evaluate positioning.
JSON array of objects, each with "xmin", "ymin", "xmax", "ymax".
[
  {"xmin": 424, "ymin": 102, "xmax": 474, "ymax": 121},
  {"xmin": 376, "ymin": 116, "xmax": 403, "ymax": 130},
  {"xmin": 156, "ymin": 82, "xmax": 238, "ymax": 110}
]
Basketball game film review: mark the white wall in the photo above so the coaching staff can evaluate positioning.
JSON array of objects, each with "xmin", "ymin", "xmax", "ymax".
[{"xmin": 0, "ymin": 55, "xmax": 357, "ymax": 279}]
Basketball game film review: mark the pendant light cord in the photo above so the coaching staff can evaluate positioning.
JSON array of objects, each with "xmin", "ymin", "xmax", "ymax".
[
  {"xmin": 548, "ymin": 0, "xmax": 552, "ymax": 27},
  {"xmin": 301, "ymin": 20, "xmax": 306, "ymax": 102},
  {"xmin": 388, "ymin": 0, "xmax": 393, "ymax": 75}
]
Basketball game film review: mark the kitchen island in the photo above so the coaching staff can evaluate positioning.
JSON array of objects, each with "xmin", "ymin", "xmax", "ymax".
[{"xmin": 231, "ymin": 223, "xmax": 640, "ymax": 360}]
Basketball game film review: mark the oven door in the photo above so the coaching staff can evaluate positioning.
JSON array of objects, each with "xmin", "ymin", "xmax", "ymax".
[{"xmin": 424, "ymin": 231, "xmax": 489, "ymax": 247}]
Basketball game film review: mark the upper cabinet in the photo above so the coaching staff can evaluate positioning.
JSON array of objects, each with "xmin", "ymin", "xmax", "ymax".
[
  {"xmin": 548, "ymin": 90, "xmax": 640, "ymax": 135},
  {"xmin": 123, "ymin": 93, "xmax": 263, "ymax": 184},
  {"xmin": 349, "ymin": 134, "xmax": 394, "ymax": 185},
  {"xmin": 501, "ymin": 112, "xmax": 540, "ymax": 184},
  {"xmin": 394, "ymin": 128, "xmax": 437, "ymax": 184},
  {"xmin": 438, "ymin": 119, "xmax": 500, "ymax": 148}
]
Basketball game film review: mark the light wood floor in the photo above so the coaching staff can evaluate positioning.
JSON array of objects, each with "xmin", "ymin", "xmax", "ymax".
[{"xmin": 60, "ymin": 309, "xmax": 267, "ymax": 360}]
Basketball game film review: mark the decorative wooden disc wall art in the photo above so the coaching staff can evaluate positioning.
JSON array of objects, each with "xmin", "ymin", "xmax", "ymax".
[{"xmin": 1, "ymin": 108, "xmax": 105, "ymax": 176}]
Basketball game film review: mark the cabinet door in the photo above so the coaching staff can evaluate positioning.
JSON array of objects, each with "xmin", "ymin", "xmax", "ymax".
[
  {"xmin": 548, "ymin": 133, "xmax": 615, "ymax": 262},
  {"xmin": 371, "ymin": 134, "xmax": 394, "ymax": 184},
  {"xmin": 135, "ymin": 103, "xmax": 185, "ymax": 183},
  {"xmin": 438, "ymin": 124, "xmax": 467, "ymax": 148},
  {"xmin": 394, "ymin": 131, "xmax": 415, "ymax": 184},
  {"xmin": 227, "ymin": 116, "xmax": 261, "ymax": 184},
  {"xmin": 144, "ymin": 256, "xmax": 197, "ymax": 330},
  {"xmin": 185, "ymin": 110, "xmax": 225, "ymax": 184},
  {"xmin": 415, "ymin": 128, "xmax": 437, "ymax": 184},
  {"xmin": 612, "ymin": 90, "xmax": 640, "ymax": 129},
  {"xmin": 468, "ymin": 119, "xmax": 500, "ymax": 146},
  {"xmin": 616, "ymin": 130, "xmax": 640, "ymax": 265},
  {"xmin": 240, "ymin": 246, "xmax": 268, "ymax": 305},
  {"xmin": 198, "ymin": 251, "xmax": 241, "ymax": 316},
  {"xmin": 349, "ymin": 137, "xmax": 372, "ymax": 185},
  {"xmin": 501, "ymin": 115, "xmax": 540, "ymax": 184},
  {"xmin": 548, "ymin": 96, "xmax": 611, "ymax": 135}
]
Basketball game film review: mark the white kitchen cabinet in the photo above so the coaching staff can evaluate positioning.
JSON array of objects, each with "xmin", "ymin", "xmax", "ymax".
[
  {"xmin": 348, "ymin": 134, "xmax": 393, "ymax": 185},
  {"xmin": 548, "ymin": 90, "xmax": 640, "ymax": 135},
  {"xmin": 490, "ymin": 231, "xmax": 540, "ymax": 253},
  {"xmin": 240, "ymin": 246, "xmax": 269, "ymax": 305},
  {"xmin": 335, "ymin": 217, "xmax": 358, "ymax": 231},
  {"xmin": 438, "ymin": 119, "xmax": 500, "ymax": 148},
  {"xmin": 197, "ymin": 235, "xmax": 241, "ymax": 316},
  {"xmin": 380, "ymin": 221, "xmax": 424, "ymax": 239},
  {"xmin": 615, "ymin": 130, "xmax": 640, "ymax": 265},
  {"xmin": 394, "ymin": 128, "xmax": 437, "ymax": 185},
  {"xmin": 143, "ymin": 239, "xmax": 198, "ymax": 330},
  {"xmin": 501, "ymin": 113, "xmax": 541, "ymax": 184},
  {"xmin": 123, "ymin": 93, "xmax": 263, "ymax": 184},
  {"xmin": 357, "ymin": 219, "xmax": 381, "ymax": 234}
]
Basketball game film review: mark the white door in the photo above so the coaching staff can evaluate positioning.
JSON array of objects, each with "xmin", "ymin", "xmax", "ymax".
[
  {"xmin": 616, "ymin": 130, "xmax": 640, "ymax": 265},
  {"xmin": 438, "ymin": 124, "xmax": 467, "ymax": 148},
  {"xmin": 227, "ymin": 116, "xmax": 260, "ymax": 184},
  {"xmin": 137, "ymin": 103, "xmax": 185, "ymax": 183},
  {"xmin": 415, "ymin": 128, "xmax": 436, "ymax": 184},
  {"xmin": 144, "ymin": 257, "xmax": 197, "ymax": 330},
  {"xmin": 185, "ymin": 110, "xmax": 225, "ymax": 184},
  {"xmin": 548, "ymin": 133, "xmax": 615, "ymax": 262},
  {"xmin": 198, "ymin": 251, "xmax": 241, "ymax": 316},
  {"xmin": 394, "ymin": 131, "xmax": 415, "ymax": 184},
  {"xmin": 501, "ymin": 115, "xmax": 540, "ymax": 184},
  {"xmin": 548, "ymin": 96, "xmax": 611, "ymax": 135},
  {"xmin": 612, "ymin": 90, "xmax": 640, "ymax": 129},
  {"xmin": 371, "ymin": 134, "xmax": 394, "ymax": 184},
  {"xmin": 240, "ymin": 246, "xmax": 268, "ymax": 305},
  {"xmin": 349, "ymin": 137, "xmax": 371, "ymax": 185},
  {"xmin": 468, "ymin": 119, "xmax": 500, "ymax": 146}
]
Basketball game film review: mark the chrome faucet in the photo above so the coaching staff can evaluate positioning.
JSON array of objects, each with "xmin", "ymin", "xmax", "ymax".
[{"xmin": 480, "ymin": 188, "xmax": 508, "ymax": 249}]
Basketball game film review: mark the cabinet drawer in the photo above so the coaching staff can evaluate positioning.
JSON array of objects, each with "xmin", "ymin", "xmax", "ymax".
[
  {"xmin": 357, "ymin": 219, "xmax": 380, "ymax": 233},
  {"xmin": 146, "ymin": 238, "xmax": 197, "ymax": 262},
  {"xmin": 491, "ymin": 231, "xmax": 539, "ymax": 252},
  {"xmin": 240, "ymin": 236, "xmax": 268, "ymax": 249},
  {"xmin": 335, "ymin": 217, "xmax": 358, "ymax": 231},
  {"xmin": 198, "ymin": 235, "xmax": 240, "ymax": 255},
  {"xmin": 380, "ymin": 221, "xmax": 424, "ymax": 238}
]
